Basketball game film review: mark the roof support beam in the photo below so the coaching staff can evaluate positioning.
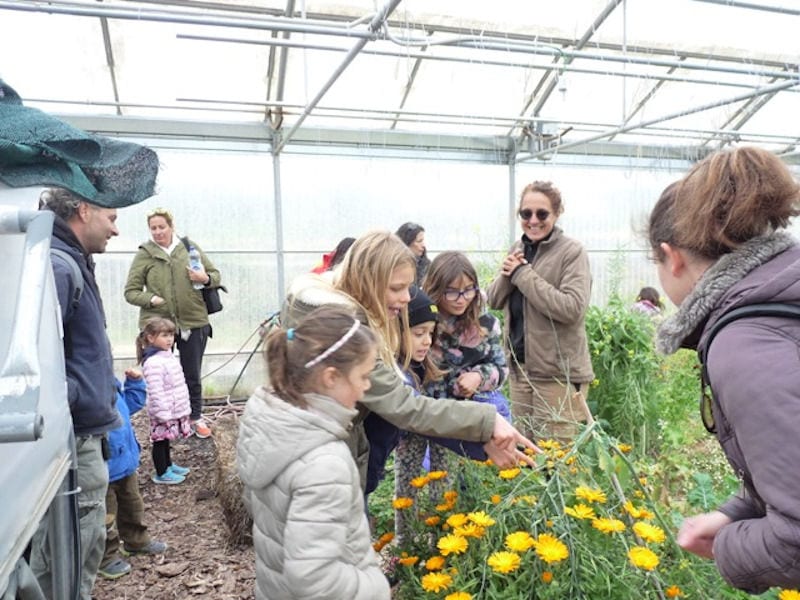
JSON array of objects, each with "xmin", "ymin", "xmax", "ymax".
[
  {"xmin": 98, "ymin": 16, "xmax": 122, "ymax": 116},
  {"xmin": 519, "ymin": 78, "xmax": 800, "ymax": 162},
  {"xmin": 271, "ymin": 0, "xmax": 402, "ymax": 154}
]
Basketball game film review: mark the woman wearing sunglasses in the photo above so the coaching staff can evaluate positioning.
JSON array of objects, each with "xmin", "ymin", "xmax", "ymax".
[
  {"xmin": 123, "ymin": 208, "xmax": 221, "ymax": 439},
  {"xmin": 486, "ymin": 181, "xmax": 594, "ymax": 443}
]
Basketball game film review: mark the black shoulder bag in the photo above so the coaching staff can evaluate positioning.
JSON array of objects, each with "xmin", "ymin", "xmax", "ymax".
[{"xmin": 180, "ymin": 237, "xmax": 227, "ymax": 314}]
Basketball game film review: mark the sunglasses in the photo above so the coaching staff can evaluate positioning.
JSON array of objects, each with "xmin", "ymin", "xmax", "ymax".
[
  {"xmin": 443, "ymin": 286, "xmax": 479, "ymax": 302},
  {"xmin": 518, "ymin": 208, "xmax": 551, "ymax": 222}
]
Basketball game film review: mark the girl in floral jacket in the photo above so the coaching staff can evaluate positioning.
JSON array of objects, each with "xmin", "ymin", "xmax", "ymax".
[
  {"xmin": 423, "ymin": 251, "xmax": 510, "ymax": 420},
  {"xmin": 137, "ymin": 317, "xmax": 192, "ymax": 485}
]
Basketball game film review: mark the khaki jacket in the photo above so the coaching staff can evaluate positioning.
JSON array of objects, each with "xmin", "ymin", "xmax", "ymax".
[
  {"xmin": 124, "ymin": 239, "xmax": 221, "ymax": 330},
  {"xmin": 280, "ymin": 275, "xmax": 497, "ymax": 488},
  {"xmin": 486, "ymin": 228, "xmax": 594, "ymax": 383}
]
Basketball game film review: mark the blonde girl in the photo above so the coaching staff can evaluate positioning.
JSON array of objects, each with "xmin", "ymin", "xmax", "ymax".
[
  {"xmin": 136, "ymin": 317, "xmax": 192, "ymax": 485},
  {"xmin": 280, "ymin": 231, "xmax": 537, "ymax": 489},
  {"xmin": 237, "ymin": 305, "xmax": 390, "ymax": 600}
]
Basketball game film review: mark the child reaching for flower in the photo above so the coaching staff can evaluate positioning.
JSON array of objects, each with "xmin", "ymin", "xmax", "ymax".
[
  {"xmin": 136, "ymin": 317, "xmax": 192, "ymax": 485},
  {"xmin": 393, "ymin": 288, "xmax": 486, "ymax": 546},
  {"xmin": 237, "ymin": 305, "xmax": 390, "ymax": 600}
]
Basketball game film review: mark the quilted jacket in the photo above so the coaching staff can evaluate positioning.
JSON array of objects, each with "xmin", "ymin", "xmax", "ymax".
[
  {"xmin": 141, "ymin": 350, "xmax": 191, "ymax": 425},
  {"xmin": 237, "ymin": 387, "xmax": 389, "ymax": 600}
]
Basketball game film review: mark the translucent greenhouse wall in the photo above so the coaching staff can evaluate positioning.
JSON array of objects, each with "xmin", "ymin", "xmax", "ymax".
[{"xmin": 83, "ymin": 140, "xmax": 752, "ymax": 397}]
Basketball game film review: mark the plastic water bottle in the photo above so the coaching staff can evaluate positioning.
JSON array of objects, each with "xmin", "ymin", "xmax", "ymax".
[{"xmin": 188, "ymin": 245, "xmax": 204, "ymax": 289}]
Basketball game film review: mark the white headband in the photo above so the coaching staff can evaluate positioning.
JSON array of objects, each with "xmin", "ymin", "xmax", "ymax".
[{"xmin": 304, "ymin": 319, "xmax": 361, "ymax": 369}]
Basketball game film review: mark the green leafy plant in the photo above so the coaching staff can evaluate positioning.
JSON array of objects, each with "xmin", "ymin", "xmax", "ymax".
[{"xmin": 386, "ymin": 425, "xmax": 753, "ymax": 600}]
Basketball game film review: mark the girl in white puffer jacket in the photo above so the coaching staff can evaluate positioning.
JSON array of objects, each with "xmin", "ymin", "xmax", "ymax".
[{"xmin": 237, "ymin": 305, "xmax": 390, "ymax": 600}]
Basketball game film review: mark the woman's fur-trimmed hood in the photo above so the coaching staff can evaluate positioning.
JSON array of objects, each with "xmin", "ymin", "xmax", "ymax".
[{"xmin": 657, "ymin": 232, "xmax": 797, "ymax": 354}]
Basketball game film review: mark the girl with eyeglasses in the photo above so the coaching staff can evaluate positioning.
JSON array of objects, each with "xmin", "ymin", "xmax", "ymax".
[
  {"xmin": 486, "ymin": 181, "xmax": 594, "ymax": 443},
  {"xmin": 423, "ymin": 251, "xmax": 510, "ymax": 420},
  {"xmin": 280, "ymin": 231, "xmax": 538, "ymax": 495}
]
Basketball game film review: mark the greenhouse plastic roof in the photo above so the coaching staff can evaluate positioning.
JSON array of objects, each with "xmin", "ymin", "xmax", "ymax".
[{"xmin": 1, "ymin": 0, "xmax": 798, "ymax": 164}]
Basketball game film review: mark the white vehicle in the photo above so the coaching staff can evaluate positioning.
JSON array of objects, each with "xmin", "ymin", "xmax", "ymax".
[{"xmin": 0, "ymin": 186, "xmax": 80, "ymax": 599}]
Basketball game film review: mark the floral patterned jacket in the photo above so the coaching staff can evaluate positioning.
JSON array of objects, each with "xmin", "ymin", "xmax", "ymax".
[{"xmin": 427, "ymin": 313, "xmax": 508, "ymax": 399}]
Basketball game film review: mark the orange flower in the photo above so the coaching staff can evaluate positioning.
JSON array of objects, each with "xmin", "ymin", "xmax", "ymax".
[
  {"xmin": 541, "ymin": 571, "xmax": 554, "ymax": 584},
  {"xmin": 428, "ymin": 470, "xmax": 448, "ymax": 480},
  {"xmin": 392, "ymin": 497, "xmax": 414, "ymax": 510},
  {"xmin": 425, "ymin": 555, "xmax": 446, "ymax": 571}
]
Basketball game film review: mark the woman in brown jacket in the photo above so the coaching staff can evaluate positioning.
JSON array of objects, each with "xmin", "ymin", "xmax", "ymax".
[{"xmin": 486, "ymin": 181, "xmax": 594, "ymax": 443}]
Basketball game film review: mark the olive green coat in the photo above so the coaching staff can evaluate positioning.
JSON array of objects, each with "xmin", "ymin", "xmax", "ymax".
[{"xmin": 124, "ymin": 239, "xmax": 221, "ymax": 330}]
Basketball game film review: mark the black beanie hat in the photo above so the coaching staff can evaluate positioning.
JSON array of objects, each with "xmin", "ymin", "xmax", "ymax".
[{"xmin": 407, "ymin": 286, "xmax": 438, "ymax": 327}]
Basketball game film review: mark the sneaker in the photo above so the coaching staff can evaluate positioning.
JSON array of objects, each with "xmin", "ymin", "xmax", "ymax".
[
  {"xmin": 98, "ymin": 558, "xmax": 131, "ymax": 580},
  {"xmin": 152, "ymin": 471, "xmax": 185, "ymax": 485},
  {"xmin": 192, "ymin": 419, "xmax": 212, "ymax": 439},
  {"xmin": 168, "ymin": 463, "xmax": 190, "ymax": 476},
  {"xmin": 121, "ymin": 540, "xmax": 168, "ymax": 556}
]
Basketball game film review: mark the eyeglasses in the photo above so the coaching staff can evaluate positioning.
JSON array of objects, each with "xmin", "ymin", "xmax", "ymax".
[
  {"xmin": 518, "ymin": 208, "xmax": 551, "ymax": 222},
  {"xmin": 443, "ymin": 287, "xmax": 479, "ymax": 302}
]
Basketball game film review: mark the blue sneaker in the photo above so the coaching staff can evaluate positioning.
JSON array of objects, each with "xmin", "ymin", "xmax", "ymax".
[
  {"xmin": 168, "ymin": 464, "xmax": 190, "ymax": 476},
  {"xmin": 152, "ymin": 471, "xmax": 185, "ymax": 485}
]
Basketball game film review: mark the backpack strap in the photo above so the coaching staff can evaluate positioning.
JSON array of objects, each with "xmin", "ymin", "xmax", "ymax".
[
  {"xmin": 698, "ymin": 302, "xmax": 800, "ymax": 433},
  {"xmin": 50, "ymin": 248, "xmax": 84, "ymax": 313}
]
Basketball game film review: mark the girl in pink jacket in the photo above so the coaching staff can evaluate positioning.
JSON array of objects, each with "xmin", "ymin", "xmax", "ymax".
[{"xmin": 137, "ymin": 317, "xmax": 192, "ymax": 484}]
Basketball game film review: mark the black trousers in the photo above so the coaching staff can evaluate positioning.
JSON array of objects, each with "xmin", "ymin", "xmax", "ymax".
[{"xmin": 176, "ymin": 324, "xmax": 211, "ymax": 420}]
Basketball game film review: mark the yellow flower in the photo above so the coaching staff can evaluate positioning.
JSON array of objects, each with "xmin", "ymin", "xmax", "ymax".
[
  {"xmin": 425, "ymin": 555, "xmax": 446, "ymax": 571},
  {"xmin": 425, "ymin": 515, "xmax": 441, "ymax": 527},
  {"xmin": 467, "ymin": 511, "xmax": 496, "ymax": 527},
  {"xmin": 617, "ymin": 443, "xmax": 632, "ymax": 453},
  {"xmin": 443, "ymin": 490, "xmax": 458, "ymax": 503},
  {"xmin": 499, "ymin": 467, "xmax": 521, "ymax": 479},
  {"xmin": 446, "ymin": 513, "xmax": 468, "ymax": 528},
  {"xmin": 639, "ymin": 477, "xmax": 648, "ymax": 486},
  {"xmin": 665, "ymin": 585, "xmax": 684, "ymax": 598},
  {"xmin": 634, "ymin": 490, "xmax": 645, "ymax": 499},
  {"xmin": 591, "ymin": 518, "xmax": 626, "ymax": 534},
  {"xmin": 623, "ymin": 500, "xmax": 654, "ymax": 520},
  {"xmin": 445, "ymin": 593, "xmax": 472, "ymax": 600},
  {"xmin": 628, "ymin": 546, "xmax": 660, "ymax": 571},
  {"xmin": 421, "ymin": 572, "xmax": 453, "ymax": 593},
  {"xmin": 378, "ymin": 532, "xmax": 394, "ymax": 544},
  {"xmin": 505, "ymin": 531, "xmax": 536, "ymax": 552},
  {"xmin": 537, "ymin": 439, "xmax": 562, "ymax": 450},
  {"xmin": 428, "ymin": 470, "xmax": 448, "ymax": 480},
  {"xmin": 633, "ymin": 521, "xmax": 666, "ymax": 544},
  {"xmin": 564, "ymin": 503, "xmax": 596, "ymax": 520},
  {"xmin": 511, "ymin": 495, "xmax": 537, "ymax": 506},
  {"xmin": 438, "ymin": 534, "xmax": 469, "ymax": 556},
  {"xmin": 392, "ymin": 497, "xmax": 414, "ymax": 510},
  {"xmin": 436, "ymin": 502, "xmax": 453, "ymax": 512},
  {"xmin": 591, "ymin": 377, "xmax": 600, "ymax": 387},
  {"xmin": 575, "ymin": 485, "xmax": 607, "ymax": 504},
  {"xmin": 541, "ymin": 571, "xmax": 553, "ymax": 584},
  {"xmin": 410, "ymin": 476, "xmax": 429, "ymax": 488},
  {"xmin": 487, "ymin": 551, "xmax": 522, "ymax": 574},
  {"xmin": 779, "ymin": 591, "xmax": 800, "ymax": 600},
  {"xmin": 533, "ymin": 533, "xmax": 569, "ymax": 564},
  {"xmin": 454, "ymin": 523, "xmax": 486, "ymax": 538},
  {"xmin": 491, "ymin": 494, "xmax": 502, "ymax": 504},
  {"xmin": 398, "ymin": 555, "xmax": 419, "ymax": 566}
]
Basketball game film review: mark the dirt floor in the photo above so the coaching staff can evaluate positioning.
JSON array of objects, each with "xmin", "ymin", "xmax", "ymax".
[{"xmin": 93, "ymin": 409, "xmax": 255, "ymax": 600}]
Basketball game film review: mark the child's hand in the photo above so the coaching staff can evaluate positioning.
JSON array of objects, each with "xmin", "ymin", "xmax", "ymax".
[
  {"xmin": 124, "ymin": 367, "xmax": 143, "ymax": 380},
  {"xmin": 455, "ymin": 372, "xmax": 482, "ymax": 397}
]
